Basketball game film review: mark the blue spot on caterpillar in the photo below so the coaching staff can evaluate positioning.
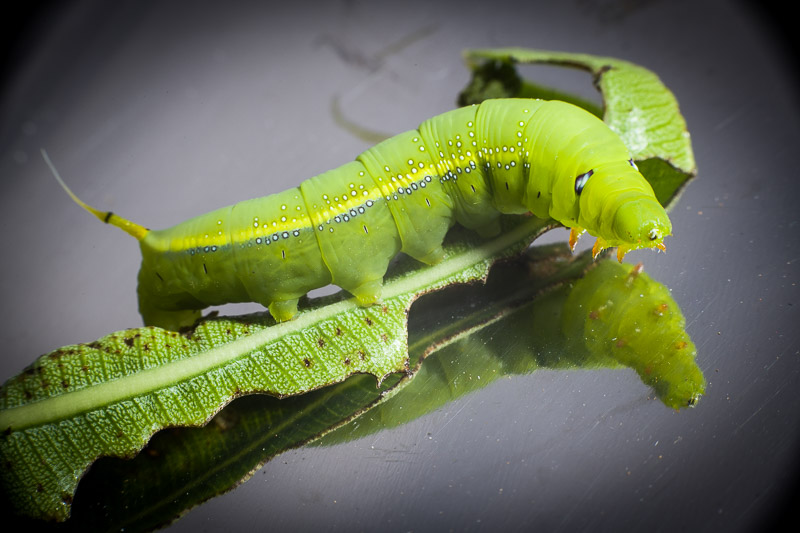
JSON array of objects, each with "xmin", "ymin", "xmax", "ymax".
[{"xmin": 45, "ymin": 98, "xmax": 671, "ymax": 331}]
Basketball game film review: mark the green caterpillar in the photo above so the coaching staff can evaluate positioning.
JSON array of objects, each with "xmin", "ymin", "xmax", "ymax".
[{"xmin": 46, "ymin": 98, "xmax": 671, "ymax": 331}]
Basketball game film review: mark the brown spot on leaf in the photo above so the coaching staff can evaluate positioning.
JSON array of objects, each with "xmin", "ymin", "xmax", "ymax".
[
  {"xmin": 344, "ymin": 357, "xmax": 351, "ymax": 366},
  {"xmin": 365, "ymin": 317, "xmax": 373, "ymax": 326},
  {"xmin": 318, "ymin": 338, "xmax": 326, "ymax": 348},
  {"xmin": 381, "ymin": 333, "xmax": 389, "ymax": 343},
  {"xmin": 303, "ymin": 358, "xmax": 312, "ymax": 368},
  {"xmin": 335, "ymin": 327, "xmax": 343, "ymax": 336},
  {"xmin": 124, "ymin": 337, "xmax": 135, "ymax": 348}
]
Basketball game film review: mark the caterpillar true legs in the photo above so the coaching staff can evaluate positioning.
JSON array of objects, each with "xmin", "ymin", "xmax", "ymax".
[{"xmin": 46, "ymin": 98, "xmax": 671, "ymax": 331}]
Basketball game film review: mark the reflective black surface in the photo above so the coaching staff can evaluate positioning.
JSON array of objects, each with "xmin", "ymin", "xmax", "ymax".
[{"xmin": 1, "ymin": 0, "xmax": 798, "ymax": 531}]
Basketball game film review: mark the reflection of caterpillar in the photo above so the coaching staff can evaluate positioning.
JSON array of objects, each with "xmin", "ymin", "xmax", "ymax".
[
  {"xmin": 46, "ymin": 98, "xmax": 671, "ymax": 330},
  {"xmin": 562, "ymin": 260, "xmax": 705, "ymax": 409}
]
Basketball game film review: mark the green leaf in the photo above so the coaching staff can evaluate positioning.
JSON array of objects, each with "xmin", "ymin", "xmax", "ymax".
[
  {"xmin": 5, "ymin": 244, "xmax": 576, "ymax": 532},
  {"xmin": 0, "ymin": 217, "xmax": 551, "ymax": 522},
  {"xmin": 1, "ymin": 48, "xmax": 699, "ymax": 524}
]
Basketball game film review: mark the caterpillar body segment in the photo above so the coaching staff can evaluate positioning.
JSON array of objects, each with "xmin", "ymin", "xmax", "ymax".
[{"xmin": 49, "ymin": 99, "xmax": 672, "ymax": 331}]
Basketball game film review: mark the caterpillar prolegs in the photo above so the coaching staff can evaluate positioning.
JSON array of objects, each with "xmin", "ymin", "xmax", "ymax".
[{"xmin": 47, "ymin": 98, "xmax": 671, "ymax": 331}]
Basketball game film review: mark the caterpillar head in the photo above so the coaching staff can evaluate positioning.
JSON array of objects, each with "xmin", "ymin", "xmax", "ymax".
[
  {"xmin": 611, "ymin": 195, "xmax": 672, "ymax": 258},
  {"xmin": 575, "ymin": 160, "xmax": 672, "ymax": 261}
]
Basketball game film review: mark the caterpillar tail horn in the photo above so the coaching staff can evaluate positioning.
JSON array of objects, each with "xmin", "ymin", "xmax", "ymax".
[{"xmin": 42, "ymin": 149, "xmax": 149, "ymax": 241}]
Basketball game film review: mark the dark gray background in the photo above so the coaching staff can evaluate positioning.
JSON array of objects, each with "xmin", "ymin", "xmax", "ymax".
[{"xmin": 1, "ymin": 0, "xmax": 798, "ymax": 531}]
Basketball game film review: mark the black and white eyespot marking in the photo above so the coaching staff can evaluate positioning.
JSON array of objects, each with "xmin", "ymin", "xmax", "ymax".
[{"xmin": 574, "ymin": 169, "xmax": 594, "ymax": 195}]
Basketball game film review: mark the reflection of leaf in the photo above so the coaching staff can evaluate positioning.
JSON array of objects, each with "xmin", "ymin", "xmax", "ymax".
[
  {"xmin": 1, "ymin": 48, "xmax": 699, "ymax": 525},
  {"xmin": 35, "ymin": 375, "xmax": 403, "ymax": 533}
]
